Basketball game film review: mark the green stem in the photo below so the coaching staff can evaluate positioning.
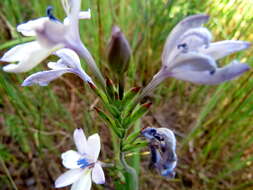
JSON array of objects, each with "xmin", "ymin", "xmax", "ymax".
[{"xmin": 120, "ymin": 149, "xmax": 138, "ymax": 190}]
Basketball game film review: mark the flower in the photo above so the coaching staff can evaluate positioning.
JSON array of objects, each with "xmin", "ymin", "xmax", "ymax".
[
  {"xmin": 55, "ymin": 128, "xmax": 105, "ymax": 190},
  {"xmin": 22, "ymin": 48, "xmax": 93, "ymax": 86},
  {"xmin": 141, "ymin": 127, "xmax": 177, "ymax": 178},
  {"xmin": 1, "ymin": 0, "xmax": 91, "ymax": 73},
  {"xmin": 140, "ymin": 14, "xmax": 251, "ymax": 98}
]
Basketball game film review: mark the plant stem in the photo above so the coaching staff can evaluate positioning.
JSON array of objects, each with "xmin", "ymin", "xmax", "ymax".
[{"xmin": 120, "ymin": 147, "xmax": 138, "ymax": 190}]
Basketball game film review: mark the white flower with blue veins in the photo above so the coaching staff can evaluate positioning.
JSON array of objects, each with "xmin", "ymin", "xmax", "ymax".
[
  {"xmin": 55, "ymin": 128, "xmax": 105, "ymax": 190},
  {"xmin": 0, "ymin": 0, "xmax": 92, "ymax": 73}
]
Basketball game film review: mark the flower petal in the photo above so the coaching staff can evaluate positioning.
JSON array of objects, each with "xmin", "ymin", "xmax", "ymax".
[
  {"xmin": 200, "ymin": 40, "xmax": 251, "ymax": 60},
  {"xmin": 55, "ymin": 168, "xmax": 84, "ymax": 188},
  {"xmin": 61, "ymin": 150, "xmax": 82, "ymax": 169},
  {"xmin": 2, "ymin": 41, "xmax": 55, "ymax": 73},
  {"xmin": 17, "ymin": 17, "xmax": 49, "ymax": 36},
  {"xmin": 55, "ymin": 48, "xmax": 81, "ymax": 69},
  {"xmin": 21, "ymin": 69, "xmax": 70, "ymax": 86},
  {"xmin": 86, "ymin": 134, "xmax": 101, "ymax": 161},
  {"xmin": 92, "ymin": 163, "xmax": 105, "ymax": 184},
  {"xmin": 47, "ymin": 60, "xmax": 68, "ymax": 70},
  {"xmin": 171, "ymin": 60, "xmax": 250, "ymax": 85},
  {"xmin": 162, "ymin": 14, "xmax": 209, "ymax": 64},
  {"xmin": 170, "ymin": 52, "xmax": 217, "ymax": 72},
  {"xmin": 70, "ymin": 170, "xmax": 92, "ymax": 190},
  {"xmin": 64, "ymin": 9, "xmax": 91, "ymax": 25},
  {"xmin": 73, "ymin": 128, "xmax": 87, "ymax": 155}
]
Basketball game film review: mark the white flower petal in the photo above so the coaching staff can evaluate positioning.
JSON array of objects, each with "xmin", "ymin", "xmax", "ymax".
[
  {"xmin": 55, "ymin": 168, "xmax": 84, "ymax": 188},
  {"xmin": 92, "ymin": 163, "xmax": 105, "ymax": 184},
  {"xmin": 2, "ymin": 41, "xmax": 55, "ymax": 73},
  {"xmin": 86, "ymin": 134, "xmax": 101, "ymax": 161},
  {"xmin": 64, "ymin": 9, "xmax": 91, "ymax": 25},
  {"xmin": 78, "ymin": 9, "xmax": 91, "ymax": 19},
  {"xmin": 17, "ymin": 17, "xmax": 49, "ymax": 36},
  {"xmin": 74, "ymin": 128, "xmax": 87, "ymax": 155},
  {"xmin": 156, "ymin": 128, "xmax": 176, "ymax": 152},
  {"xmin": 171, "ymin": 61, "xmax": 250, "ymax": 85},
  {"xmin": 21, "ymin": 69, "xmax": 70, "ymax": 86},
  {"xmin": 170, "ymin": 52, "xmax": 217, "ymax": 72},
  {"xmin": 61, "ymin": 150, "xmax": 82, "ymax": 169},
  {"xmin": 47, "ymin": 60, "xmax": 68, "ymax": 70},
  {"xmin": 71, "ymin": 170, "xmax": 92, "ymax": 190},
  {"xmin": 162, "ymin": 14, "xmax": 209, "ymax": 64},
  {"xmin": 55, "ymin": 48, "xmax": 81, "ymax": 69},
  {"xmin": 200, "ymin": 40, "xmax": 251, "ymax": 60}
]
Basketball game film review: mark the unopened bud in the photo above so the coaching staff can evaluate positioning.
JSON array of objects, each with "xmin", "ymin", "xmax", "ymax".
[{"xmin": 107, "ymin": 26, "xmax": 131, "ymax": 75}]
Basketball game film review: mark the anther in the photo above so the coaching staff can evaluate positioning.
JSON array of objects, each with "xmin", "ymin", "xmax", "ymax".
[{"xmin": 47, "ymin": 6, "xmax": 58, "ymax": 21}]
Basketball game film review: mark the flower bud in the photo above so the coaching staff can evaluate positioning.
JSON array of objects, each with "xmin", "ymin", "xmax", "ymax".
[{"xmin": 107, "ymin": 26, "xmax": 131, "ymax": 75}]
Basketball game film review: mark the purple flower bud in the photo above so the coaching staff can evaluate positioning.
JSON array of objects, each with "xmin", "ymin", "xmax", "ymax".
[{"xmin": 107, "ymin": 26, "xmax": 131, "ymax": 75}]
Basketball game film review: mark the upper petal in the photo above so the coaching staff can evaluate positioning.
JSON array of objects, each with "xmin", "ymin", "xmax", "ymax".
[
  {"xmin": 21, "ymin": 69, "xmax": 70, "ymax": 86},
  {"xmin": 199, "ymin": 40, "xmax": 251, "ymax": 60},
  {"xmin": 70, "ymin": 170, "xmax": 92, "ymax": 190},
  {"xmin": 17, "ymin": 17, "xmax": 49, "ymax": 36},
  {"xmin": 171, "ymin": 60, "xmax": 250, "ymax": 85},
  {"xmin": 170, "ymin": 52, "xmax": 217, "ymax": 72},
  {"xmin": 61, "ymin": 150, "xmax": 82, "ymax": 169},
  {"xmin": 64, "ymin": 9, "xmax": 91, "ymax": 25},
  {"xmin": 2, "ymin": 41, "xmax": 56, "ymax": 73},
  {"xmin": 92, "ymin": 163, "xmax": 105, "ymax": 184},
  {"xmin": 55, "ymin": 168, "xmax": 84, "ymax": 188},
  {"xmin": 86, "ymin": 134, "xmax": 101, "ymax": 161},
  {"xmin": 73, "ymin": 128, "xmax": 87, "ymax": 155},
  {"xmin": 162, "ymin": 14, "xmax": 209, "ymax": 64}
]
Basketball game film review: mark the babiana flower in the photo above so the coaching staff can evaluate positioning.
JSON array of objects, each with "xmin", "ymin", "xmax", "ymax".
[
  {"xmin": 1, "ymin": 0, "xmax": 105, "ymax": 86},
  {"xmin": 141, "ymin": 127, "xmax": 177, "ymax": 178},
  {"xmin": 22, "ymin": 48, "xmax": 93, "ymax": 86},
  {"xmin": 140, "ymin": 14, "xmax": 251, "ymax": 98},
  {"xmin": 55, "ymin": 128, "xmax": 105, "ymax": 190}
]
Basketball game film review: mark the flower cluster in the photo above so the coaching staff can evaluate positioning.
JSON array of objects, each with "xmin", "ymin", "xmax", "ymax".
[{"xmin": 0, "ymin": 0, "xmax": 251, "ymax": 189}]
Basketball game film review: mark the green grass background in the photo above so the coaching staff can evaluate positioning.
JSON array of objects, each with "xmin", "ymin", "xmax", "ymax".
[{"xmin": 0, "ymin": 0, "xmax": 253, "ymax": 189}]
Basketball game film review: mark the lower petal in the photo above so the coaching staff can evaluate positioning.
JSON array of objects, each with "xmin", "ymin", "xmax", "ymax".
[
  {"xmin": 2, "ymin": 42, "xmax": 55, "ymax": 73},
  {"xmin": 92, "ymin": 163, "xmax": 105, "ymax": 184},
  {"xmin": 55, "ymin": 168, "xmax": 84, "ymax": 188},
  {"xmin": 71, "ymin": 170, "xmax": 92, "ymax": 190},
  {"xmin": 61, "ymin": 150, "xmax": 82, "ymax": 169},
  {"xmin": 22, "ymin": 69, "xmax": 70, "ymax": 86},
  {"xmin": 171, "ymin": 61, "xmax": 250, "ymax": 85}
]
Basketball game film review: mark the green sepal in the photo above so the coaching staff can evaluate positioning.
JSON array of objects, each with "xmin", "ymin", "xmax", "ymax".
[
  {"xmin": 105, "ymin": 78, "xmax": 116, "ymax": 101},
  {"xmin": 122, "ymin": 141, "xmax": 148, "ymax": 152},
  {"xmin": 94, "ymin": 107, "xmax": 124, "ymax": 138},
  {"xmin": 121, "ymin": 87, "xmax": 141, "ymax": 107},
  {"xmin": 88, "ymin": 82, "xmax": 108, "ymax": 104},
  {"xmin": 123, "ymin": 102, "xmax": 152, "ymax": 128},
  {"xmin": 123, "ymin": 129, "xmax": 141, "ymax": 146}
]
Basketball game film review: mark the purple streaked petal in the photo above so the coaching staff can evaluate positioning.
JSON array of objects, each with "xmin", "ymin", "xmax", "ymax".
[
  {"xmin": 171, "ymin": 61, "xmax": 250, "ymax": 85},
  {"xmin": 200, "ymin": 40, "xmax": 251, "ymax": 60},
  {"xmin": 70, "ymin": 170, "xmax": 92, "ymax": 190},
  {"xmin": 55, "ymin": 168, "xmax": 84, "ymax": 188},
  {"xmin": 86, "ymin": 134, "xmax": 101, "ymax": 161},
  {"xmin": 73, "ymin": 128, "xmax": 87, "ymax": 155},
  {"xmin": 170, "ymin": 52, "xmax": 217, "ymax": 72},
  {"xmin": 21, "ymin": 69, "xmax": 70, "ymax": 86},
  {"xmin": 92, "ymin": 163, "xmax": 105, "ymax": 184},
  {"xmin": 61, "ymin": 150, "xmax": 82, "ymax": 169},
  {"xmin": 162, "ymin": 14, "xmax": 209, "ymax": 64}
]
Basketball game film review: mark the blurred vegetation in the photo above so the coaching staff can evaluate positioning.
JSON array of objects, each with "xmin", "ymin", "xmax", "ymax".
[{"xmin": 0, "ymin": 0, "xmax": 253, "ymax": 189}]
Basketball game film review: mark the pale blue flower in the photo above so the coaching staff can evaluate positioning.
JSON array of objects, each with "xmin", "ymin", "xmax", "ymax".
[
  {"xmin": 22, "ymin": 48, "xmax": 93, "ymax": 86},
  {"xmin": 55, "ymin": 128, "xmax": 105, "ymax": 190},
  {"xmin": 140, "ymin": 14, "xmax": 250, "ymax": 98}
]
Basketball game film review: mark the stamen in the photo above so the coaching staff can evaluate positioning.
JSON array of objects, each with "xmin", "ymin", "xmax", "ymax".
[
  {"xmin": 177, "ymin": 43, "xmax": 188, "ymax": 53},
  {"xmin": 46, "ymin": 6, "xmax": 58, "ymax": 21}
]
